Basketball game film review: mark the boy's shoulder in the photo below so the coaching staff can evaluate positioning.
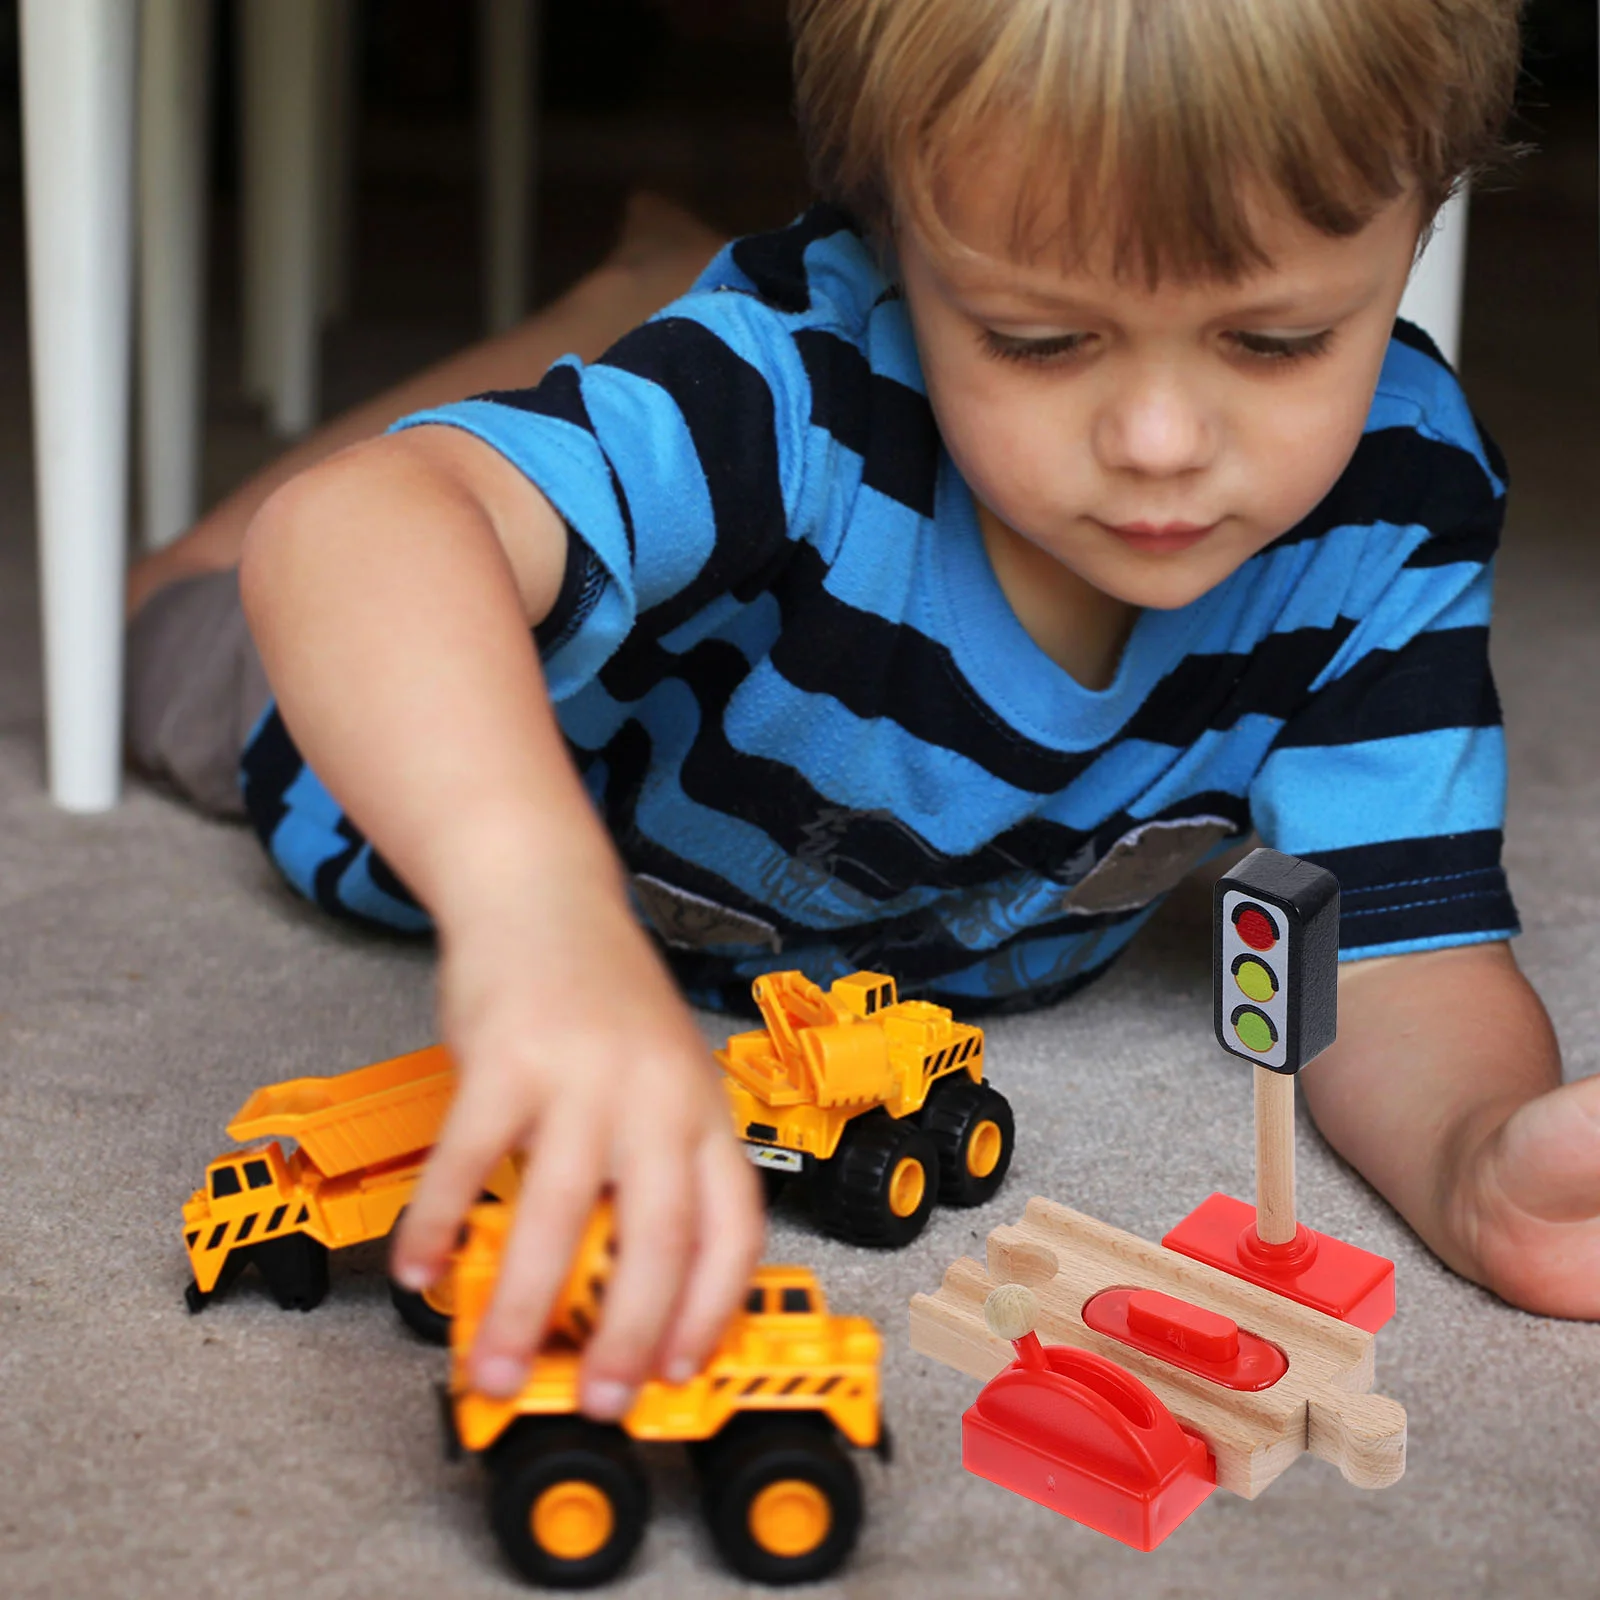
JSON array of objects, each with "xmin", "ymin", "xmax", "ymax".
[
  {"xmin": 1277, "ymin": 317, "xmax": 1507, "ymax": 595},
  {"xmin": 1373, "ymin": 318, "xmax": 1507, "ymax": 495},
  {"xmin": 675, "ymin": 206, "xmax": 929, "ymax": 405},
  {"xmin": 690, "ymin": 204, "xmax": 893, "ymax": 338}
]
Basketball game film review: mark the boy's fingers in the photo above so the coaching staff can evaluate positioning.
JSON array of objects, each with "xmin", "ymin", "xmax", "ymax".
[
  {"xmin": 579, "ymin": 1124, "xmax": 698, "ymax": 1417},
  {"xmin": 658, "ymin": 1134, "xmax": 765, "ymax": 1383},
  {"xmin": 470, "ymin": 1099, "xmax": 606, "ymax": 1397},
  {"xmin": 392, "ymin": 1077, "xmax": 530, "ymax": 1288}
]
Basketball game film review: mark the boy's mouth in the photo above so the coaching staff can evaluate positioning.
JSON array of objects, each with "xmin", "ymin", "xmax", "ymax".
[{"xmin": 1100, "ymin": 518, "xmax": 1221, "ymax": 553}]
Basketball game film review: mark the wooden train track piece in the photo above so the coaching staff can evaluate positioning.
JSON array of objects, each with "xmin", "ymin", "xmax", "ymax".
[{"xmin": 909, "ymin": 1194, "xmax": 1406, "ymax": 1501}]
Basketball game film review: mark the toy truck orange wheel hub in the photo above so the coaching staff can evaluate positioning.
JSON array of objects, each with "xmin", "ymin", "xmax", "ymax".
[
  {"xmin": 748, "ymin": 1479, "xmax": 832, "ymax": 1557},
  {"xmin": 966, "ymin": 1120, "xmax": 1004, "ymax": 1179},
  {"xmin": 531, "ymin": 1481, "xmax": 614, "ymax": 1561},
  {"xmin": 889, "ymin": 1157, "xmax": 927, "ymax": 1218}
]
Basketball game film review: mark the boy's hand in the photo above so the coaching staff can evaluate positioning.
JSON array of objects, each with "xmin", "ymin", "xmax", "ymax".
[
  {"xmin": 1303, "ymin": 941, "xmax": 1599, "ymax": 1318},
  {"xmin": 1451, "ymin": 1074, "xmax": 1600, "ymax": 1319},
  {"xmin": 391, "ymin": 878, "xmax": 764, "ymax": 1416}
]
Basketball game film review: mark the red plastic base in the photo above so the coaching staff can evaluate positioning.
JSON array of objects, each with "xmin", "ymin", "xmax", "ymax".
[
  {"xmin": 962, "ymin": 1345, "xmax": 1215, "ymax": 1551},
  {"xmin": 1161, "ymin": 1193, "xmax": 1396, "ymax": 1332}
]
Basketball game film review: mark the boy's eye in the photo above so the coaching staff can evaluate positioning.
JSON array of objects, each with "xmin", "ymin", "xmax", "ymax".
[
  {"xmin": 1227, "ymin": 329, "xmax": 1334, "ymax": 363},
  {"xmin": 980, "ymin": 329, "xmax": 1094, "ymax": 365}
]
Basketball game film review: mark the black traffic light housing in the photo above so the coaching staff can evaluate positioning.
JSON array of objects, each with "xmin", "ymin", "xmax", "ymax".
[{"xmin": 1214, "ymin": 848, "xmax": 1339, "ymax": 1075}]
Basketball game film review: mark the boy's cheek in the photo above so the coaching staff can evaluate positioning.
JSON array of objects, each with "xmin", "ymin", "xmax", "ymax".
[{"xmin": 1238, "ymin": 402, "xmax": 1370, "ymax": 537}]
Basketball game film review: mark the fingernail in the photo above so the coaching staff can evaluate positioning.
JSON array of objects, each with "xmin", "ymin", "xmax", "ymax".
[
  {"xmin": 475, "ymin": 1355, "xmax": 526, "ymax": 1397},
  {"xmin": 583, "ymin": 1379, "xmax": 634, "ymax": 1419},
  {"xmin": 394, "ymin": 1261, "xmax": 433, "ymax": 1292},
  {"xmin": 664, "ymin": 1357, "xmax": 696, "ymax": 1385}
]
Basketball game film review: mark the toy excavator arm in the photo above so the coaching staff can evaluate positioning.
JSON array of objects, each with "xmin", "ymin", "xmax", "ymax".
[{"xmin": 750, "ymin": 972, "xmax": 838, "ymax": 1081}]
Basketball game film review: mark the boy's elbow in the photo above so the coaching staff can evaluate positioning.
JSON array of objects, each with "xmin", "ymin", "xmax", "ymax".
[{"xmin": 237, "ymin": 439, "xmax": 393, "ymax": 629}]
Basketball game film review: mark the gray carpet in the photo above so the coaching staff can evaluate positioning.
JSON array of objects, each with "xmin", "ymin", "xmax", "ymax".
[{"xmin": 3, "ymin": 125, "xmax": 1599, "ymax": 1600}]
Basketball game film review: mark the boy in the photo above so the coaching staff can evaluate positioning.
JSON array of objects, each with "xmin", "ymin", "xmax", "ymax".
[{"xmin": 131, "ymin": 0, "xmax": 1592, "ymax": 1421}]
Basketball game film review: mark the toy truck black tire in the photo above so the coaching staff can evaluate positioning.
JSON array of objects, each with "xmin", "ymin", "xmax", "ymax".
[
  {"xmin": 251, "ymin": 1233, "xmax": 330, "ymax": 1311},
  {"xmin": 389, "ymin": 1279, "xmax": 454, "ymax": 1345},
  {"xmin": 813, "ymin": 1109, "xmax": 938, "ymax": 1248},
  {"xmin": 488, "ymin": 1418, "xmax": 649, "ymax": 1588},
  {"xmin": 185, "ymin": 1233, "xmax": 329, "ymax": 1314},
  {"xmin": 699, "ymin": 1419, "xmax": 864, "ymax": 1586},
  {"xmin": 387, "ymin": 1198, "xmax": 500, "ymax": 1343},
  {"xmin": 920, "ymin": 1080, "xmax": 1015, "ymax": 1207}
]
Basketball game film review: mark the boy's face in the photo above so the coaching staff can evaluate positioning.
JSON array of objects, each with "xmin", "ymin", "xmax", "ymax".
[{"xmin": 896, "ymin": 163, "xmax": 1424, "ymax": 614}]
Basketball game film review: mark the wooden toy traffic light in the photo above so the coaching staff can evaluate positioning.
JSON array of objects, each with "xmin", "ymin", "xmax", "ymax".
[
  {"xmin": 911, "ymin": 850, "xmax": 1404, "ymax": 1558},
  {"xmin": 1163, "ymin": 847, "xmax": 1396, "ymax": 1330},
  {"xmin": 1215, "ymin": 849, "xmax": 1339, "ymax": 1076}
]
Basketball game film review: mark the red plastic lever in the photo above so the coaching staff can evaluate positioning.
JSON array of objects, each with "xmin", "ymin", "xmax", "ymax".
[
  {"xmin": 1082, "ymin": 1287, "xmax": 1287, "ymax": 1392},
  {"xmin": 1126, "ymin": 1290, "xmax": 1239, "ymax": 1362}
]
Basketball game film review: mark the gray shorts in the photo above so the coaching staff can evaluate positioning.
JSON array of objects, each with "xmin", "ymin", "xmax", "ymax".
[{"xmin": 125, "ymin": 568, "xmax": 272, "ymax": 819}]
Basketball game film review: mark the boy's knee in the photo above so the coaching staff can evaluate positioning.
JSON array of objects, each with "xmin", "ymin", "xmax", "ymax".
[{"xmin": 125, "ymin": 568, "xmax": 271, "ymax": 819}]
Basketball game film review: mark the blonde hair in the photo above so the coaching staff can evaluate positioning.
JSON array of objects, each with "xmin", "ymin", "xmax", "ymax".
[{"xmin": 792, "ymin": 0, "xmax": 1523, "ymax": 282}]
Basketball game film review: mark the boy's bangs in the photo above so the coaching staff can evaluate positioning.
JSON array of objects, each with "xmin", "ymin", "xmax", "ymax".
[{"xmin": 795, "ymin": 0, "xmax": 1520, "ymax": 285}]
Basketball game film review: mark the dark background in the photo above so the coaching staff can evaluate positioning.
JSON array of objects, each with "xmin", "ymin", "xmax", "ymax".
[
  {"xmin": 0, "ymin": 0, "xmax": 1589, "ymax": 323},
  {"xmin": 0, "ymin": 0, "xmax": 1588, "ymax": 505}
]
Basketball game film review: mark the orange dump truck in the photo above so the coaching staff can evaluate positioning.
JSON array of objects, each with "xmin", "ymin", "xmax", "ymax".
[
  {"xmin": 182, "ymin": 1043, "xmax": 512, "ymax": 1335},
  {"xmin": 444, "ymin": 1202, "xmax": 887, "ymax": 1588},
  {"xmin": 718, "ymin": 970, "xmax": 1014, "ymax": 1246}
]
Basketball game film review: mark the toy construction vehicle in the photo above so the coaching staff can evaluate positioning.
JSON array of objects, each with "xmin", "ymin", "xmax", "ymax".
[
  {"xmin": 444, "ymin": 1201, "xmax": 887, "ymax": 1588},
  {"xmin": 182, "ymin": 1043, "xmax": 514, "ymax": 1339},
  {"xmin": 718, "ymin": 970, "xmax": 1013, "ymax": 1246}
]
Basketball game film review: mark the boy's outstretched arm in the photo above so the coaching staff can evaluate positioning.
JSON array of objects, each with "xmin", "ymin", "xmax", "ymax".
[
  {"xmin": 239, "ymin": 423, "xmax": 764, "ymax": 1414},
  {"xmin": 1302, "ymin": 940, "xmax": 1598, "ymax": 1317}
]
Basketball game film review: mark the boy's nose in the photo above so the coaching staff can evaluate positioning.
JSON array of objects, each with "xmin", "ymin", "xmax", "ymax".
[{"xmin": 1092, "ymin": 379, "xmax": 1216, "ymax": 479}]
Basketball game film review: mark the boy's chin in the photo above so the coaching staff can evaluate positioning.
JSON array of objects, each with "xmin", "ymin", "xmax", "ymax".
[{"xmin": 1084, "ymin": 552, "xmax": 1243, "ymax": 613}]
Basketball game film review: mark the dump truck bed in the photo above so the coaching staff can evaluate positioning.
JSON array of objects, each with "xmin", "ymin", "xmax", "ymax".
[{"xmin": 226, "ymin": 1043, "xmax": 456, "ymax": 1178}]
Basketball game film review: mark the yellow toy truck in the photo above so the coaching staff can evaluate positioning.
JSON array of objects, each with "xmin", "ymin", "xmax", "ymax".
[
  {"xmin": 717, "ymin": 970, "xmax": 1014, "ymax": 1246},
  {"xmin": 181, "ymin": 1043, "xmax": 513, "ymax": 1339},
  {"xmin": 444, "ymin": 1201, "xmax": 887, "ymax": 1588}
]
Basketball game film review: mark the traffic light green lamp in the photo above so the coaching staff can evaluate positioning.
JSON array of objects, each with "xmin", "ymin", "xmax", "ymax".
[{"xmin": 1161, "ymin": 848, "xmax": 1396, "ymax": 1332}]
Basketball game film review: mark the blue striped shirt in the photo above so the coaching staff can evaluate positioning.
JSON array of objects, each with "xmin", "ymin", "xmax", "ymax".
[{"xmin": 241, "ymin": 206, "xmax": 1518, "ymax": 1012}]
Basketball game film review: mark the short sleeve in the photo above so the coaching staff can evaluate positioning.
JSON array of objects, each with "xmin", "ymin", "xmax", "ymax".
[
  {"xmin": 389, "ymin": 287, "xmax": 819, "ymax": 700},
  {"xmin": 1248, "ymin": 349, "xmax": 1520, "ymax": 960}
]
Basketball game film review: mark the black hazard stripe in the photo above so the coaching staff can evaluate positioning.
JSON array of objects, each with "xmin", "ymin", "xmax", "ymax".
[
  {"xmin": 729, "ymin": 1372, "xmax": 847, "ymax": 1399},
  {"xmin": 196, "ymin": 1203, "xmax": 299, "ymax": 1257}
]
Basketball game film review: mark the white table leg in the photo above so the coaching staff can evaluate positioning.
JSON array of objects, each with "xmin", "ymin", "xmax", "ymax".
[
  {"xmin": 20, "ymin": 0, "xmax": 138, "ymax": 812},
  {"xmin": 480, "ymin": 0, "xmax": 538, "ymax": 334},
  {"xmin": 1398, "ymin": 186, "xmax": 1470, "ymax": 370},
  {"xmin": 139, "ymin": 0, "xmax": 213, "ymax": 551},
  {"xmin": 240, "ymin": 0, "xmax": 324, "ymax": 437}
]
